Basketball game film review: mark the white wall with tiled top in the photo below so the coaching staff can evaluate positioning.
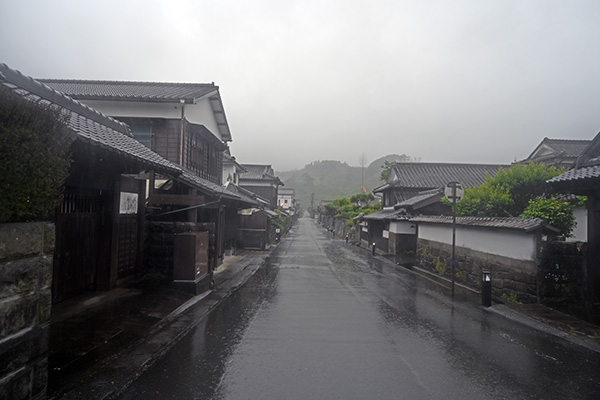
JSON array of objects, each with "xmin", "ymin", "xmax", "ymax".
[{"xmin": 418, "ymin": 223, "xmax": 537, "ymax": 261}]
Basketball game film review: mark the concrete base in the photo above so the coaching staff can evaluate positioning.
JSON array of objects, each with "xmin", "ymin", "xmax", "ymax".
[{"xmin": 173, "ymin": 274, "xmax": 213, "ymax": 295}]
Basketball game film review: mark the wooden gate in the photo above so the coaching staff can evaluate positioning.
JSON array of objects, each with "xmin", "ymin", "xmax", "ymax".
[{"xmin": 53, "ymin": 192, "xmax": 101, "ymax": 303}]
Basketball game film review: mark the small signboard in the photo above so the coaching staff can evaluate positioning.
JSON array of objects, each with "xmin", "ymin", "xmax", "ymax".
[
  {"xmin": 444, "ymin": 182, "xmax": 465, "ymax": 202},
  {"xmin": 119, "ymin": 192, "xmax": 138, "ymax": 214}
]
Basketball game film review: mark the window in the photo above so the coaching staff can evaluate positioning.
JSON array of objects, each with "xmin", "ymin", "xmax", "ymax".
[{"xmin": 130, "ymin": 124, "xmax": 153, "ymax": 148}]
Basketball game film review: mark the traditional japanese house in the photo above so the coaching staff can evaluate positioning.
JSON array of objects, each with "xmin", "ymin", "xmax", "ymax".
[
  {"xmin": 40, "ymin": 78, "xmax": 253, "ymax": 264},
  {"xmin": 366, "ymin": 162, "xmax": 507, "ymax": 257},
  {"xmin": 239, "ymin": 164, "xmax": 284, "ymax": 209},
  {"xmin": 548, "ymin": 131, "xmax": 600, "ymax": 312}
]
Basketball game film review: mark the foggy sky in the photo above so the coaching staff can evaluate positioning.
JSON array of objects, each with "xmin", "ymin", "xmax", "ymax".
[{"xmin": 2, "ymin": 0, "xmax": 600, "ymax": 171}]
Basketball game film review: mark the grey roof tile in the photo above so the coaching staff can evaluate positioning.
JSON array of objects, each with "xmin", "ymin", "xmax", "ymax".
[
  {"xmin": 38, "ymin": 79, "xmax": 217, "ymax": 103},
  {"xmin": 410, "ymin": 215, "xmax": 560, "ymax": 232},
  {"xmin": 547, "ymin": 165, "xmax": 600, "ymax": 184},
  {"xmin": 544, "ymin": 138, "xmax": 592, "ymax": 157},
  {"xmin": 240, "ymin": 164, "xmax": 282, "ymax": 183},
  {"xmin": 396, "ymin": 188, "xmax": 443, "ymax": 208},
  {"xmin": 387, "ymin": 162, "xmax": 507, "ymax": 189},
  {"xmin": 1, "ymin": 63, "xmax": 180, "ymax": 175},
  {"xmin": 362, "ymin": 208, "xmax": 410, "ymax": 221}
]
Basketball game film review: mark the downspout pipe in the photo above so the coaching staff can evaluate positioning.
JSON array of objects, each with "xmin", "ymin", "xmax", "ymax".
[{"xmin": 179, "ymin": 99, "xmax": 185, "ymax": 165}]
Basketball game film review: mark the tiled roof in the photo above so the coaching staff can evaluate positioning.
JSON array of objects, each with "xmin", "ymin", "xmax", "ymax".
[
  {"xmin": 362, "ymin": 208, "xmax": 410, "ymax": 221},
  {"xmin": 0, "ymin": 63, "xmax": 180, "ymax": 175},
  {"xmin": 40, "ymin": 78, "xmax": 234, "ymax": 143},
  {"xmin": 382, "ymin": 162, "xmax": 507, "ymax": 190},
  {"xmin": 240, "ymin": 164, "xmax": 282, "ymax": 183},
  {"xmin": 547, "ymin": 164, "xmax": 600, "ymax": 184},
  {"xmin": 544, "ymin": 138, "xmax": 592, "ymax": 157},
  {"xmin": 0, "ymin": 64, "xmax": 238, "ymax": 200},
  {"xmin": 396, "ymin": 188, "xmax": 443, "ymax": 209},
  {"xmin": 410, "ymin": 215, "xmax": 560, "ymax": 232},
  {"xmin": 178, "ymin": 169, "xmax": 241, "ymax": 201},
  {"xmin": 38, "ymin": 79, "xmax": 217, "ymax": 103}
]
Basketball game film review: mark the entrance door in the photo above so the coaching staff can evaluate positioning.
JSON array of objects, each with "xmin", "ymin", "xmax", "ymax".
[{"xmin": 52, "ymin": 192, "xmax": 101, "ymax": 303}]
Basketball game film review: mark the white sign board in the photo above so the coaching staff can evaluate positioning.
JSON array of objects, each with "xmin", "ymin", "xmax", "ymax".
[
  {"xmin": 444, "ymin": 182, "xmax": 465, "ymax": 202},
  {"xmin": 119, "ymin": 192, "xmax": 139, "ymax": 214}
]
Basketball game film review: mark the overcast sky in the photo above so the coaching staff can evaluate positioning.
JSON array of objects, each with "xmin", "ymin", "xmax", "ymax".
[{"xmin": 2, "ymin": 0, "xmax": 600, "ymax": 171}]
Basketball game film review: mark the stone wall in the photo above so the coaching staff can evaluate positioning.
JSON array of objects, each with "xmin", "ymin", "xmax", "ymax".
[
  {"xmin": 0, "ymin": 222, "xmax": 54, "ymax": 400},
  {"xmin": 417, "ymin": 238, "xmax": 539, "ymax": 303}
]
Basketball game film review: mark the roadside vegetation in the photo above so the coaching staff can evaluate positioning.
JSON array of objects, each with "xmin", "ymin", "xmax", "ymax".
[
  {"xmin": 448, "ymin": 162, "xmax": 578, "ymax": 238},
  {"xmin": 322, "ymin": 193, "xmax": 382, "ymax": 226},
  {"xmin": 0, "ymin": 86, "xmax": 71, "ymax": 222}
]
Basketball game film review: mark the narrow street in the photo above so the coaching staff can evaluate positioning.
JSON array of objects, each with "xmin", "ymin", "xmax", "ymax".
[{"xmin": 118, "ymin": 217, "xmax": 600, "ymax": 400}]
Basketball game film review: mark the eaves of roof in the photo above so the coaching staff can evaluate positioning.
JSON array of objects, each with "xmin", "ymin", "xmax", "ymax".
[
  {"xmin": 361, "ymin": 208, "xmax": 410, "ymax": 221},
  {"xmin": 395, "ymin": 188, "xmax": 443, "ymax": 210},
  {"xmin": 177, "ymin": 169, "xmax": 240, "ymax": 201},
  {"xmin": 0, "ymin": 63, "xmax": 180, "ymax": 175},
  {"xmin": 547, "ymin": 164, "xmax": 600, "ymax": 185},
  {"xmin": 38, "ymin": 79, "xmax": 218, "ymax": 104}
]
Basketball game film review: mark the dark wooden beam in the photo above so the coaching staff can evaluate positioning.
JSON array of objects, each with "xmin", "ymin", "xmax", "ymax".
[{"xmin": 147, "ymin": 194, "xmax": 205, "ymax": 206}]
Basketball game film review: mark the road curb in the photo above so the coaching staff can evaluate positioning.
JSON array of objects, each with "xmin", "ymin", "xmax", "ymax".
[{"xmin": 53, "ymin": 254, "xmax": 270, "ymax": 400}]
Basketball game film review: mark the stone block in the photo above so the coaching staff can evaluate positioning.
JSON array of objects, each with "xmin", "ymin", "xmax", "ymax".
[
  {"xmin": 0, "ymin": 257, "xmax": 53, "ymax": 300},
  {"xmin": 31, "ymin": 358, "xmax": 48, "ymax": 397},
  {"xmin": 0, "ymin": 223, "xmax": 44, "ymax": 261},
  {"xmin": 0, "ymin": 366, "xmax": 31, "ymax": 400},
  {"xmin": 0, "ymin": 325, "xmax": 48, "ymax": 377},
  {"xmin": 0, "ymin": 295, "xmax": 38, "ymax": 338}
]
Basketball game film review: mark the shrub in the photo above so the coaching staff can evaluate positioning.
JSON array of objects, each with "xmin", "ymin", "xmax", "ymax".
[
  {"xmin": 520, "ymin": 198, "xmax": 575, "ymax": 238},
  {"xmin": 0, "ymin": 85, "xmax": 72, "ymax": 222}
]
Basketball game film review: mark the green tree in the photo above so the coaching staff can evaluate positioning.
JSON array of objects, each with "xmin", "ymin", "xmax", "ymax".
[
  {"xmin": 520, "ymin": 198, "xmax": 575, "ymax": 237},
  {"xmin": 0, "ymin": 85, "xmax": 72, "ymax": 222},
  {"xmin": 350, "ymin": 193, "xmax": 375, "ymax": 207},
  {"xmin": 451, "ymin": 162, "xmax": 575, "ymax": 237},
  {"xmin": 380, "ymin": 160, "xmax": 395, "ymax": 182},
  {"xmin": 455, "ymin": 163, "xmax": 563, "ymax": 218}
]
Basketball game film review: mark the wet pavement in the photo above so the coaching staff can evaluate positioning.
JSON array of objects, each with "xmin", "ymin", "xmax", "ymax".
[
  {"xmin": 114, "ymin": 218, "xmax": 600, "ymax": 400},
  {"xmin": 48, "ymin": 250, "xmax": 270, "ymax": 400}
]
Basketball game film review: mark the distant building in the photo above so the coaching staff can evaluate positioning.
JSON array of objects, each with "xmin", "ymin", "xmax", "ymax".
[
  {"xmin": 520, "ymin": 137, "xmax": 592, "ymax": 168},
  {"xmin": 239, "ymin": 164, "xmax": 284, "ymax": 209},
  {"xmin": 277, "ymin": 187, "xmax": 298, "ymax": 213}
]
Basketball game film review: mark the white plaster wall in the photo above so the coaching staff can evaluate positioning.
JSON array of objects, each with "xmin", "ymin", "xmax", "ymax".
[
  {"xmin": 83, "ymin": 99, "xmax": 182, "ymax": 119},
  {"xmin": 277, "ymin": 195, "xmax": 293, "ymax": 209},
  {"xmin": 223, "ymin": 164, "xmax": 235, "ymax": 185},
  {"xmin": 389, "ymin": 221, "xmax": 416, "ymax": 234},
  {"xmin": 418, "ymin": 224, "xmax": 537, "ymax": 261},
  {"xmin": 184, "ymin": 98, "xmax": 221, "ymax": 139},
  {"xmin": 567, "ymin": 206, "xmax": 587, "ymax": 242},
  {"xmin": 82, "ymin": 98, "xmax": 222, "ymax": 140}
]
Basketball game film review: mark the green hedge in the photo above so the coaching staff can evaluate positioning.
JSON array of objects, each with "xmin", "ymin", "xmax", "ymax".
[{"xmin": 0, "ymin": 85, "xmax": 71, "ymax": 222}]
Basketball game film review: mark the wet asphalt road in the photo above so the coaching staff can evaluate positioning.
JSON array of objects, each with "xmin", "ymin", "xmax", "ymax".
[{"xmin": 118, "ymin": 217, "xmax": 600, "ymax": 400}]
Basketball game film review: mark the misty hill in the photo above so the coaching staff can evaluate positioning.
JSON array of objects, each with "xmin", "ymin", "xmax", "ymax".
[{"xmin": 276, "ymin": 154, "xmax": 416, "ymax": 211}]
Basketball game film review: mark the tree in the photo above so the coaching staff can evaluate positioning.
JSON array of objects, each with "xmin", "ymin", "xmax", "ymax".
[
  {"xmin": 350, "ymin": 193, "xmax": 375, "ymax": 207},
  {"xmin": 359, "ymin": 153, "xmax": 367, "ymax": 188},
  {"xmin": 520, "ymin": 198, "xmax": 575, "ymax": 237},
  {"xmin": 453, "ymin": 162, "xmax": 575, "ymax": 237},
  {"xmin": 380, "ymin": 161, "xmax": 395, "ymax": 182},
  {"xmin": 0, "ymin": 85, "xmax": 72, "ymax": 222},
  {"xmin": 456, "ymin": 163, "xmax": 563, "ymax": 218}
]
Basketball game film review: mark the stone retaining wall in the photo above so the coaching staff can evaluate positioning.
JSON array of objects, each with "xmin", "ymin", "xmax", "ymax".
[
  {"xmin": 0, "ymin": 222, "xmax": 54, "ymax": 400},
  {"xmin": 417, "ymin": 238, "xmax": 539, "ymax": 303}
]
